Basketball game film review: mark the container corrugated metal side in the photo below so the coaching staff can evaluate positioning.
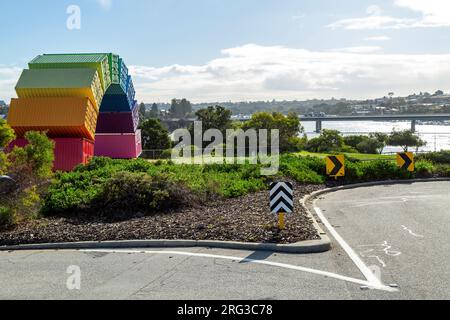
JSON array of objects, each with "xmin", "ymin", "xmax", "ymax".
[
  {"xmin": 108, "ymin": 53, "xmax": 120, "ymax": 85},
  {"xmin": 9, "ymin": 138, "xmax": 94, "ymax": 172},
  {"xmin": 126, "ymin": 75, "xmax": 136, "ymax": 106},
  {"xmin": 104, "ymin": 83, "xmax": 126, "ymax": 95},
  {"xmin": 131, "ymin": 101, "xmax": 139, "ymax": 132},
  {"xmin": 29, "ymin": 54, "xmax": 111, "ymax": 91},
  {"xmin": 99, "ymin": 94, "xmax": 133, "ymax": 112},
  {"xmin": 94, "ymin": 130, "xmax": 142, "ymax": 159},
  {"xmin": 8, "ymin": 97, "xmax": 98, "ymax": 141},
  {"xmin": 15, "ymin": 68, "xmax": 104, "ymax": 110},
  {"xmin": 119, "ymin": 58, "xmax": 128, "ymax": 92},
  {"xmin": 96, "ymin": 102, "xmax": 139, "ymax": 133}
]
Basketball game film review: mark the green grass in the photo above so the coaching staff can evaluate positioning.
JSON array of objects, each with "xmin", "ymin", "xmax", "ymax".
[
  {"xmin": 41, "ymin": 151, "xmax": 449, "ymax": 217},
  {"xmin": 296, "ymin": 151, "xmax": 396, "ymax": 161}
]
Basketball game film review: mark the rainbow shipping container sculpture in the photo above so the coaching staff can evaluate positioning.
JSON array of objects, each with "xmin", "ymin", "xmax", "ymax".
[{"xmin": 7, "ymin": 53, "xmax": 142, "ymax": 171}]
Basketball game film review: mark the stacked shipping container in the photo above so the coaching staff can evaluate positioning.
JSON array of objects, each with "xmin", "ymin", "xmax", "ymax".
[
  {"xmin": 7, "ymin": 53, "xmax": 142, "ymax": 171},
  {"xmin": 95, "ymin": 55, "xmax": 142, "ymax": 159}
]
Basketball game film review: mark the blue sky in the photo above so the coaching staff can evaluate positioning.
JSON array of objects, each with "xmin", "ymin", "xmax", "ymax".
[{"xmin": 1, "ymin": 0, "xmax": 450, "ymax": 102}]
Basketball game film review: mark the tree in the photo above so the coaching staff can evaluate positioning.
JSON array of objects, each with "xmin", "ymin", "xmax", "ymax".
[
  {"xmin": 148, "ymin": 103, "xmax": 159, "ymax": 118},
  {"xmin": 387, "ymin": 130, "xmax": 426, "ymax": 152},
  {"xmin": 192, "ymin": 105, "xmax": 232, "ymax": 136},
  {"xmin": 0, "ymin": 119, "xmax": 15, "ymax": 149},
  {"xmin": 139, "ymin": 118, "xmax": 171, "ymax": 150},
  {"xmin": 369, "ymin": 132, "xmax": 388, "ymax": 154},
  {"xmin": 242, "ymin": 112, "xmax": 303, "ymax": 152},
  {"xmin": 138, "ymin": 102, "xmax": 147, "ymax": 122},
  {"xmin": 1, "ymin": 131, "xmax": 54, "ymax": 227},
  {"xmin": 180, "ymin": 99, "xmax": 192, "ymax": 117},
  {"xmin": 305, "ymin": 129, "xmax": 345, "ymax": 153},
  {"xmin": 170, "ymin": 98, "xmax": 192, "ymax": 119},
  {"xmin": 344, "ymin": 133, "xmax": 388, "ymax": 154}
]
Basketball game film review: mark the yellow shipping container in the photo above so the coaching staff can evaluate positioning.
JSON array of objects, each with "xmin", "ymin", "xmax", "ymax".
[
  {"xmin": 8, "ymin": 97, "xmax": 99, "ymax": 141},
  {"xmin": 15, "ymin": 68, "xmax": 104, "ymax": 110}
]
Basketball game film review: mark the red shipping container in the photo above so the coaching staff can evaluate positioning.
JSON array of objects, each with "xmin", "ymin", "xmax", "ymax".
[
  {"xmin": 9, "ymin": 138, "xmax": 94, "ymax": 172},
  {"xmin": 94, "ymin": 130, "xmax": 142, "ymax": 159}
]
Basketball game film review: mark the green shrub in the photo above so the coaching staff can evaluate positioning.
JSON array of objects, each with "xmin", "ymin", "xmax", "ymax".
[
  {"xmin": 0, "ymin": 152, "xmax": 9, "ymax": 175},
  {"xmin": 160, "ymin": 149, "xmax": 173, "ymax": 159},
  {"xmin": 0, "ymin": 205, "xmax": 13, "ymax": 227},
  {"xmin": 9, "ymin": 131, "xmax": 55, "ymax": 178},
  {"xmin": 414, "ymin": 160, "xmax": 435, "ymax": 178},
  {"xmin": 357, "ymin": 160, "xmax": 412, "ymax": 181},
  {"xmin": 433, "ymin": 164, "xmax": 450, "ymax": 177},
  {"xmin": 96, "ymin": 171, "xmax": 195, "ymax": 214},
  {"xmin": 0, "ymin": 119, "xmax": 15, "ymax": 149},
  {"xmin": 279, "ymin": 155, "xmax": 325, "ymax": 184},
  {"xmin": 417, "ymin": 151, "xmax": 450, "ymax": 164},
  {"xmin": 343, "ymin": 161, "xmax": 364, "ymax": 182}
]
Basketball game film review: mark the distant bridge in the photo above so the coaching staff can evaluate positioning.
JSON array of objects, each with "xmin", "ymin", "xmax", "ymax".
[
  {"xmin": 163, "ymin": 114, "xmax": 450, "ymax": 133},
  {"xmin": 298, "ymin": 114, "xmax": 450, "ymax": 133}
]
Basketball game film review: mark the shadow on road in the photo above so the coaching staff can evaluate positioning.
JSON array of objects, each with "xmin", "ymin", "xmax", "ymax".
[{"xmin": 239, "ymin": 250, "xmax": 274, "ymax": 263}]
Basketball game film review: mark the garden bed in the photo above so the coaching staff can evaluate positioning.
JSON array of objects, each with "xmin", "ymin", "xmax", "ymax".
[{"xmin": 0, "ymin": 183, "xmax": 324, "ymax": 247}]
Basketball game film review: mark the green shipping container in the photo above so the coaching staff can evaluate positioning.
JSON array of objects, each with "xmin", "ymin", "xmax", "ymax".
[{"xmin": 29, "ymin": 54, "xmax": 111, "ymax": 91}]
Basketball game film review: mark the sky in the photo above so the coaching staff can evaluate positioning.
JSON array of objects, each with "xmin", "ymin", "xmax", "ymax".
[{"xmin": 1, "ymin": 0, "xmax": 450, "ymax": 103}]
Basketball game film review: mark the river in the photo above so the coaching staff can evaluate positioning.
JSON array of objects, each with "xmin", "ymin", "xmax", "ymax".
[{"xmin": 302, "ymin": 121, "xmax": 450, "ymax": 153}]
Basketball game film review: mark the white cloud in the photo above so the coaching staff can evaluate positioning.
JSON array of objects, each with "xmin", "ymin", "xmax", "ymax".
[
  {"xmin": 328, "ymin": 0, "xmax": 450, "ymax": 30},
  {"xmin": 2, "ymin": 45, "xmax": 449, "ymax": 104},
  {"xmin": 394, "ymin": 0, "xmax": 450, "ymax": 27},
  {"xmin": 366, "ymin": 5, "xmax": 383, "ymax": 16},
  {"xmin": 364, "ymin": 35, "xmax": 391, "ymax": 41},
  {"xmin": 126, "ymin": 44, "xmax": 450, "ymax": 103},
  {"xmin": 329, "ymin": 46, "xmax": 383, "ymax": 53},
  {"xmin": 327, "ymin": 14, "xmax": 416, "ymax": 30},
  {"xmin": 96, "ymin": 0, "xmax": 112, "ymax": 10},
  {"xmin": 0, "ymin": 66, "xmax": 22, "ymax": 102}
]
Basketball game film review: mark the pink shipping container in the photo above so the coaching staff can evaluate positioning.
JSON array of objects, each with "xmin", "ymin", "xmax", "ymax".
[
  {"xmin": 9, "ymin": 138, "xmax": 94, "ymax": 172},
  {"xmin": 94, "ymin": 130, "xmax": 142, "ymax": 159}
]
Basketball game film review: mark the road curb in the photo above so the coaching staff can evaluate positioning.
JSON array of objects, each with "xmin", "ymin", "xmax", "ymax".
[
  {"xmin": 0, "ymin": 237, "xmax": 331, "ymax": 254},
  {"xmin": 301, "ymin": 178, "xmax": 450, "ymax": 232},
  {"xmin": 305, "ymin": 177, "xmax": 450, "ymax": 202}
]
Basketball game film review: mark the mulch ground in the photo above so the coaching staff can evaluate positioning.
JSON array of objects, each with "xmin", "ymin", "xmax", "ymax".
[{"xmin": 0, "ymin": 183, "xmax": 325, "ymax": 246}]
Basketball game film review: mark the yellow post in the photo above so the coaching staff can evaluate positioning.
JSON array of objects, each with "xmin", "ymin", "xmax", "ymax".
[{"xmin": 278, "ymin": 210, "xmax": 285, "ymax": 230}]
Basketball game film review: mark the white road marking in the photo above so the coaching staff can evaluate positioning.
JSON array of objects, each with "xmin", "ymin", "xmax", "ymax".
[
  {"xmin": 81, "ymin": 249, "xmax": 397, "ymax": 292},
  {"xmin": 359, "ymin": 248, "xmax": 387, "ymax": 268},
  {"xmin": 402, "ymin": 225, "xmax": 424, "ymax": 238},
  {"xmin": 359, "ymin": 242, "xmax": 402, "ymax": 257},
  {"xmin": 313, "ymin": 200, "xmax": 393, "ymax": 290}
]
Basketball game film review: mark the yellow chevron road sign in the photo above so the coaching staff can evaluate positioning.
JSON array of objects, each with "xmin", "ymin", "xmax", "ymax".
[
  {"xmin": 326, "ymin": 155, "xmax": 345, "ymax": 177},
  {"xmin": 397, "ymin": 152, "xmax": 414, "ymax": 172}
]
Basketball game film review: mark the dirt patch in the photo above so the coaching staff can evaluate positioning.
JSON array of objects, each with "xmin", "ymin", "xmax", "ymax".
[{"xmin": 0, "ymin": 183, "xmax": 325, "ymax": 246}]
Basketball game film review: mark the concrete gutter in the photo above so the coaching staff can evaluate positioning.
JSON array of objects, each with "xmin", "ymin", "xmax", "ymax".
[{"xmin": 0, "ymin": 237, "xmax": 331, "ymax": 254}]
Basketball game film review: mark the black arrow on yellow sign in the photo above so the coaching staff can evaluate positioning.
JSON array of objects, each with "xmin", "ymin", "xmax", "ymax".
[
  {"xmin": 397, "ymin": 152, "xmax": 414, "ymax": 172},
  {"xmin": 326, "ymin": 155, "xmax": 345, "ymax": 177}
]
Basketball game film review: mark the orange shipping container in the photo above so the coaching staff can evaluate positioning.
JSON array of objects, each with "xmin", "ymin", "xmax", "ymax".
[{"xmin": 8, "ymin": 97, "xmax": 99, "ymax": 141}]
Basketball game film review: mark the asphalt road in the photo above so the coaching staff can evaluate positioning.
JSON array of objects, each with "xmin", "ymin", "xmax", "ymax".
[{"xmin": 0, "ymin": 181, "xmax": 448, "ymax": 300}]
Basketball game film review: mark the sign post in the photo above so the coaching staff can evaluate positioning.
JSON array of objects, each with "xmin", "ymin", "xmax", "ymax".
[{"xmin": 270, "ymin": 182, "xmax": 294, "ymax": 230}]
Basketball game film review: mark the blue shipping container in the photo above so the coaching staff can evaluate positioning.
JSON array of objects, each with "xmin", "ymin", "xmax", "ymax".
[
  {"xmin": 119, "ymin": 58, "xmax": 128, "ymax": 93},
  {"xmin": 99, "ymin": 94, "xmax": 133, "ymax": 112},
  {"xmin": 126, "ymin": 76, "xmax": 136, "ymax": 106}
]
